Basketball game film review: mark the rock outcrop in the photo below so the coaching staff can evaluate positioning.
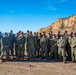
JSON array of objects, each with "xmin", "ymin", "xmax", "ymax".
[{"xmin": 38, "ymin": 15, "xmax": 76, "ymax": 34}]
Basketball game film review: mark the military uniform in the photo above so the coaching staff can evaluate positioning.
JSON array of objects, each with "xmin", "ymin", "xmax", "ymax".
[
  {"xmin": 40, "ymin": 36, "xmax": 48, "ymax": 59},
  {"xmin": 0, "ymin": 36, "xmax": 10, "ymax": 60},
  {"xmin": 65, "ymin": 35, "xmax": 71, "ymax": 60},
  {"xmin": 38, "ymin": 35, "xmax": 42, "ymax": 57},
  {"xmin": 14, "ymin": 36, "xmax": 18, "ymax": 57},
  {"xmin": 49, "ymin": 38, "xmax": 57, "ymax": 59},
  {"xmin": 17, "ymin": 36, "xmax": 25, "ymax": 60},
  {"xmin": 69, "ymin": 37, "xmax": 76, "ymax": 62},
  {"xmin": 34, "ymin": 36, "xmax": 39, "ymax": 57},
  {"xmin": 25, "ymin": 34, "xmax": 30, "ymax": 53},
  {"xmin": 27, "ymin": 35, "xmax": 35, "ymax": 60},
  {"xmin": 57, "ymin": 38, "xmax": 66, "ymax": 62},
  {"xmin": 9, "ymin": 34, "xmax": 14, "ymax": 56}
]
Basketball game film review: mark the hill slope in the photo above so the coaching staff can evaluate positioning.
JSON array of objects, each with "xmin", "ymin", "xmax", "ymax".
[{"xmin": 38, "ymin": 15, "xmax": 76, "ymax": 34}]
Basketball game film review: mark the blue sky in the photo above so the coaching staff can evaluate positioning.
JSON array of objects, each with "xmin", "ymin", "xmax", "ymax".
[{"xmin": 0, "ymin": 0, "xmax": 76, "ymax": 33}]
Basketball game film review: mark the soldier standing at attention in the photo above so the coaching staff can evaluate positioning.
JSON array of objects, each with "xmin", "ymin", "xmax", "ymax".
[
  {"xmin": 14, "ymin": 33, "xmax": 19, "ymax": 58},
  {"xmin": 38, "ymin": 33, "xmax": 43, "ymax": 57},
  {"xmin": 57, "ymin": 35, "xmax": 67, "ymax": 63},
  {"xmin": 50, "ymin": 31, "xmax": 53, "ymax": 38},
  {"xmin": 64, "ymin": 31, "xmax": 71, "ymax": 61},
  {"xmin": 27, "ymin": 31, "xmax": 35, "ymax": 60},
  {"xmin": 9, "ymin": 30, "xmax": 14, "ymax": 56},
  {"xmin": 17, "ymin": 32, "xmax": 25, "ymax": 60},
  {"xmin": 49, "ymin": 34, "xmax": 58, "ymax": 60},
  {"xmin": 0, "ymin": 33, "xmax": 10, "ymax": 62},
  {"xmin": 40, "ymin": 32, "xmax": 48, "ymax": 59},
  {"xmin": 34, "ymin": 32, "xmax": 39, "ymax": 58},
  {"xmin": 47, "ymin": 33, "xmax": 51, "ymax": 58},
  {"xmin": 69, "ymin": 34, "xmax": 76, "ymax": 63},
  {"xmin": 25, "ymin": 30, "xmax": 30, "ymax": 55},
  {"xmin": 57, "ymin": 31, "xmax": 61, "ymax": 39}
]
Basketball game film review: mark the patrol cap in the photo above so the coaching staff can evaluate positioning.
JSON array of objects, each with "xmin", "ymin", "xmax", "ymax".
[
  {"xmin": 48, "ymin": 32, "xmax": 50, "ymax": 35},
  {"xmin": 34, "ymin": 32, "xmax": 36, "ymax": 34},
  {"xmin": 65, "ymin": 30, "xmax": 67, "ymax": 33},
  {"xmin": 22, "ymin": 31, "xmax": 23, "ymax": 34},
  {"xmin": 39, "ymin": 33, "xmax": 42, "ymax": 35},
  {"xmin": 50, "ymin": 31, "xmax": 53, "ymax": 33},
  {"xmin": 27, "ymin": 30, "xmax": 29, "ymax": 32},
  {"xmin": 43, "ymin": 31, "xmax": 45, "ymax": 33},
  {"xmin": 54, "ymin": 34, "xmax": 56, "ymax": 37},
  {"xmin": 30, "ymin": 31, "xmax": 32, "ymax": 34},
  {"xmin": 43, "ymin": 32, "xmax": 45, "ymax": 35},
  {"xmin": 36, "ymin": 32, "xmax": 38, "ymax": 34},
  {"xmin": 19, "ymin": 31, "xmax": 21, "ymax": 33}
]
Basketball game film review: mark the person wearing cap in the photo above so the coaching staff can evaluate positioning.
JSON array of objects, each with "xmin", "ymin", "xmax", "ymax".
[
  {"xmin": 34, "ymin": 32, "xmax": 39, "ymax": 58},
  {"xmin": 69, "ymin": 34, "xmax": 76, "ymax": 62},
  {"xmin": 26, "ymin": 31, "xmax": 35, "ymax": 60},
  {"xmin": 25, "ymin": 30, "xmax": 30, "ymax": 55},
  {"xmin": 40, "ymin": 32, "xmax": 48, "ymax": 59},
  {"xmin": 64, "ymin": 31, "xmax": 71, "ymax": 61},
  {"xmin": 47, "ymin": 32, "xmax": 51, "ymax": 57},
  {"xmin": 57, "ymin": 31, "xmax": 61, "ymax": 39},
  {"xmin": 57, "ymin": 35, "xmax": 67, "ymax": 63},
  {"xmin": 49, "ymin": 34, "xmax": 58, "ymax": 60},
  {"xmin": 50, "ymin": 31, "xmax": 53, "ymax": 38},
  {"xmin": 0, "ymin": 33, "xmax": 10, "ymax": 62},
  {"xmin": 17, "ymin": 32, "xmax": 25, "ymax": 60},
  {"xmin": 38, "ymin": 33, "xmax": 43, "ymax": 57},
  {"xmin": 14, "ymin": 32, "xmax": 19, "ymax": 58},
  {"xmin": 9, "ymin": 30, "xmax": 15, "ymax": 56}
]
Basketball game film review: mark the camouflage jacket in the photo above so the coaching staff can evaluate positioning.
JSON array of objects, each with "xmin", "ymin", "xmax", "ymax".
[{"xmin": 57, "ymin": 38, "xmax": 66, "ymax": 48}]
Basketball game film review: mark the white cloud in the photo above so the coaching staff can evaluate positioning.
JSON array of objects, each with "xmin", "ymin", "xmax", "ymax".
[
  {"xmin": 43, "ymin": 0, "xmax": 58, "ymax": 11},
  {"xmin": 45, "ymin": 6, "xmax": 57, "ymax": 11}
]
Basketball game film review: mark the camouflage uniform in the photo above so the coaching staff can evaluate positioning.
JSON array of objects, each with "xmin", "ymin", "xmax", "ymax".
[
  {"xmin": 49, "ymin": 38, "xmax": 57, "ymax": 59},
  {"xmin": 40, "ymin": 36, "xmax": 48, "ymax": 59},
  {"xmin": 38, "ymin": 35, "xmax": 42, "ymax": 57},
  {"xmin": 14, "ymin": 36, "xmax": 18, "ymax": 57},
  {"xmin": 57, "ymin": 38, "xmax": 66, "ymax": 62},
  {"xmin": 34, "ymin": 36, "xmax": 39, "ymax": 57},
  {"xmin": 65, "ymin": 35, "xmax": 71, "ymax": 60},
  {"xmin": 69, "ymin": 37, "xmax": 76, "ymax": 62},
  {"xmin": 9, "ymin": 34, "xmax": 14, "ymax": 56},
  {"xmin": 0, "ymin": 36, "xmax": 10, "ymax": 59},
  {"xmin": 17, "ymin": 36, "xmax": 25, "ymax": 60},
  {"xmin": 25, "ymin": 34, "xmax": 30, "ymax": 53},
  {"xmin": 27, "ymin": 35, "xmax": 35, "ymax": 59}
]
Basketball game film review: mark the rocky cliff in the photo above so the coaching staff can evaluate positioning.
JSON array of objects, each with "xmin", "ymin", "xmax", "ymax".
[{"xmin": 38, "ymin": 15, "xmax": 76, "ymax": 34}]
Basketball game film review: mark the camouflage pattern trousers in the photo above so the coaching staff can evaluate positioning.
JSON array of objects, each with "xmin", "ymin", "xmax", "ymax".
[
  {"xmin": 0, "ymin": 45, "xmax": 9, "ymax": 59},
  {"xmin": 71, "ymin": 48, "xmax": 76, "ymax": 62},
  {"xmin": 17, "ymin": 44, "xmax": 25, "ymax": 60},
  {"xmin": 28, "ymin": 46, "xmax": 35, "ymax": 59},
  {"xmin": 41, "ymin": 45, "xmax": 48, "ymax": 58},
  {"xmin": 58, "ymin": 47, "xmax": 66, "ymax": 62},
  {"xmin": 50, "ymin": 46, "xmax": 57, "ymax": 59}
]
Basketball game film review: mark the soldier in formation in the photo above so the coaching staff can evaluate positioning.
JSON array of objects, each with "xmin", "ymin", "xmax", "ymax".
[{"xmin": 0, "ymin": 30, "xmax": 76, "ymax": 63}]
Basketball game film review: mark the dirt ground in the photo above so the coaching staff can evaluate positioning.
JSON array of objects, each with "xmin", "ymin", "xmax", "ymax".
[{"xmin": 0, "ymin": 59, "xmax": 76, "ymax": 75}]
